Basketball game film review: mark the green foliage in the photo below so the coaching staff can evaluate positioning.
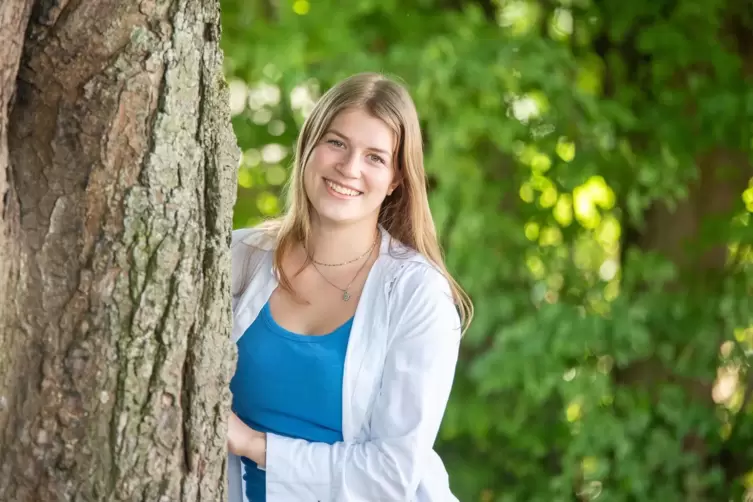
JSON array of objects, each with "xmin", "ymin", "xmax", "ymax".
[{"xmin": 220, "ymin": 0, "xmax": 753, "ymax": 499}]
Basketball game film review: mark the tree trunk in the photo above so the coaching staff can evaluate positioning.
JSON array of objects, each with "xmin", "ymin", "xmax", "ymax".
[
  {"xmin": 617, "ymin": 148, "xmax": 753, "ymax": 486},
  {"xmin": 592, "ymin": 2, "xmax": 753, "ymax": 492},
  {"xmin": 0, "ymin": 0, "xmax": 239, "ymax": 500}
]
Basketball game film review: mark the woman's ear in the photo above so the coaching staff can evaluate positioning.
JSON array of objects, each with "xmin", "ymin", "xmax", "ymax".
[
  {"xmin": 387, "ymin": 181, "xmax": 400, "ymax": 196},
  {"xmin": 387, "ymin": 170, "xmax": 402, "ymax": 195}
]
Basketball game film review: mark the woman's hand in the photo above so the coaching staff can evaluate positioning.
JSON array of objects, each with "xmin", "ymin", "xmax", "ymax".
[{"xmin": 227, "ymin": 412, "xmax": 267, "ymax": 467}]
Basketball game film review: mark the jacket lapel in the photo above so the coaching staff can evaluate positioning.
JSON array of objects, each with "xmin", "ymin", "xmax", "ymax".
[{"xmin": 341, "ymin": 229, "xmax": 395, "ymax": 440}]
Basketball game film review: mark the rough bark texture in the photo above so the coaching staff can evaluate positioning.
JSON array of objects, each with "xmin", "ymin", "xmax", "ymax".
[{"xmin": 0, "ymin": 0, "xmax": 239, "ymax": 500}]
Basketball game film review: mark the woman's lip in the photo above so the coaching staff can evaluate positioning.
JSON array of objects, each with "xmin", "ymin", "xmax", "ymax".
[
  {"xmin": 323, "ymin": 178, "xmax": 363, "ymax": 198},
  {"xmin": 324, "ymin": 181, "xmax": 361, "ymax": 199}
]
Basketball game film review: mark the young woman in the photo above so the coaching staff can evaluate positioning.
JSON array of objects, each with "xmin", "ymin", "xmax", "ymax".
[{"xmin": 227, "ymin": 72, "xmax": 473, "ymax": 502}]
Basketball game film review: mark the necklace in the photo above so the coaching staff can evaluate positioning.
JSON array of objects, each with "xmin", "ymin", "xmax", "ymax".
[
  {"xmin": 311, "ymin": 252, "xmax": 373, "ymax": 301},
  {"xmin": 307, "ymin": 236, "xmax": 378, "ymax": 267},
  {"xmin": 309, "ymin": 234, "xmax": 378, "ymax": 301}
]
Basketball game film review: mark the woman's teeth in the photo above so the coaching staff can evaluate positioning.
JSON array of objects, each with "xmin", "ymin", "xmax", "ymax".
[{"xmin": 325, "ymin": 179, "xmax": 361, "ymax": 196}]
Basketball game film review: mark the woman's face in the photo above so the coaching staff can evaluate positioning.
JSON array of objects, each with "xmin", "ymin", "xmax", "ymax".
[{"xmin": 303, "ymin": 107, "xmax": 399, "ymax": 229}]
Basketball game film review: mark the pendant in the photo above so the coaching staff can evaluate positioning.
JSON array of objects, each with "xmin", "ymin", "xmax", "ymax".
[{"xmin": 342, "ymin": 291, "xmax": 351, "ymax": 301}]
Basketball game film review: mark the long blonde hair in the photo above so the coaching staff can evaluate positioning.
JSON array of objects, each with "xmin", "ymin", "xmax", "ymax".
[{"xmin": 261, "ymin": 72, "xmax": 473, "ymax": 332}]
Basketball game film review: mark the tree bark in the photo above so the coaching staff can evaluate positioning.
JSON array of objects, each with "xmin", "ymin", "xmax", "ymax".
[{"xmin": 0, "ymin": 0, "xmax": 239, "ymax": 500}]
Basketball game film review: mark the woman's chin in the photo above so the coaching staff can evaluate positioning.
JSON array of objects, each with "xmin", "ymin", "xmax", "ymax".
[
  {"xmin": 314, "ymin": 211, "xmax": 358, "ymax": 226},
  {"xmin": 311, "ymin": 204, "xmax": 375, "ymax": 228}
]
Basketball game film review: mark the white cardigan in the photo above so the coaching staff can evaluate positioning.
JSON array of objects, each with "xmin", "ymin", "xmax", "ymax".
[{"xmin": 228, "ymin": 226, "xmax": 461, "ymax": 502}]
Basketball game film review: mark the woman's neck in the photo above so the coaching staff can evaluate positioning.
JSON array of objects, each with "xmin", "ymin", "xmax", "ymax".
[{"xmin": 305, "ymin": 219, "xmax": 379, "ymax": 266}]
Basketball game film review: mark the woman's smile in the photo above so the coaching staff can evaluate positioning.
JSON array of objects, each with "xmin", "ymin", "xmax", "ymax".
[{"xmin": 323, "ymin": 178, "xmax": 363, "ymax": 198}]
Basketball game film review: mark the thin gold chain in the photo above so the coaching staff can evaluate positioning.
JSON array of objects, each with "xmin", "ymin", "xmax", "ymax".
[
  {"xmin": 310, "ymin": 241, "xmax": 376, "ymax": 301},
  {"xmin": 306, "ymin": 234, "xmax": 378, "ymax": 267}
]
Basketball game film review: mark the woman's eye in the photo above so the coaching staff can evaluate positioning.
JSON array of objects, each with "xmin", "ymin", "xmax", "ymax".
[
  {"xmin": 327, "ymin": 139, "xmax": 344, "ymax": 148},
  {"xmin": 369, "ymin": 154, "xmax": 385, "ymax": 164}
]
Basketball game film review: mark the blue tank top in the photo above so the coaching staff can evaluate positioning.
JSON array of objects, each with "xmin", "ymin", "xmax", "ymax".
[{"xmin": 230, "ymin": 301, "xmax": 353, "ymax": 502}]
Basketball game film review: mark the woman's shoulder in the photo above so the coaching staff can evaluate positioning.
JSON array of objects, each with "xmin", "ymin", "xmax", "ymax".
[
  {"xmin": 230, "ymin": 224, "xmax": 278, "ymax": 298},
  {"xmin": 383, "ymin": 245, "xmax": 454, "ymax": 307},
  {"xmin": 383, "ymin": 252, "xmax": 461, "ymax": 339},
  {"xmin": 231, "ymin": 224, "xmax": 277, "ymax": 251},
  {"xmin": 383, "ymin": 236, "xmax": 446, "ymax": 282}
]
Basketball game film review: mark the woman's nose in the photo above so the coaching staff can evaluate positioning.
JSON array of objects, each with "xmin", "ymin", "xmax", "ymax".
[{"xmin": 336, "ymin": 153, "xmax": 360, "ymax": 178}]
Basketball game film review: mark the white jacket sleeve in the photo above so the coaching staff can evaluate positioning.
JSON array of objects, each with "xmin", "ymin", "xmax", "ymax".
[{"xmin": 263, "ymin": 265, "xmax": 462, "ymax": 501}]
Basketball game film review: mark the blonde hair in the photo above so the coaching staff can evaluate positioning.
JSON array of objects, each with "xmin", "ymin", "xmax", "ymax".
[{"xmin": 261, "ymin": 72, "xmax": 473, "ymax": 332}]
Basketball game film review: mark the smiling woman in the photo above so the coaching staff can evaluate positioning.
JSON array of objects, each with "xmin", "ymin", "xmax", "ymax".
[
  {"xmin": 227, "ymin": 72, "xmax": 473, "ymax": 502},
  {"xmin": 305, "ymin": 108, "xmax": 399, "ymax": 230}
]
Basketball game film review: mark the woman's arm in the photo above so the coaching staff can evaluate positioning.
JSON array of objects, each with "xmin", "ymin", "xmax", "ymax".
[{"xmin": 256, "ymin": 265, "xmax": 462, "ymax": 501}]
